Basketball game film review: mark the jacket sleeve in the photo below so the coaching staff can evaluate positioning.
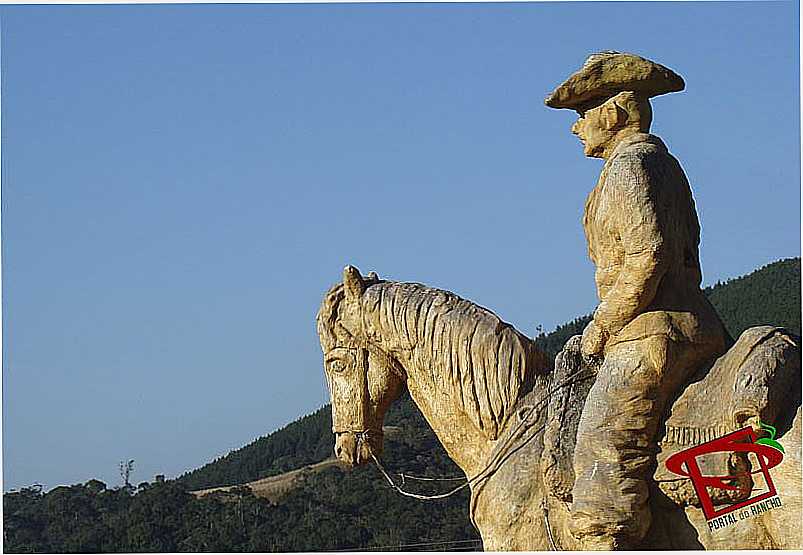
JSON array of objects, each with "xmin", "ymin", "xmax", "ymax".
[{"xmin": 592, "ymin": 152, "xmax": 669, "ymax": 337}]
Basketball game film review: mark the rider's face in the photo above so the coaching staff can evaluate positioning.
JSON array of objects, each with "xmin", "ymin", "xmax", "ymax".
[{"xmin": 570, "ymin": 103, "xmax": 617, "ymax": 159}]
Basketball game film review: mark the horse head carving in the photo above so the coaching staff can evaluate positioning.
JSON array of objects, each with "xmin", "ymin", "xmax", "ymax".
[
  {"xmin": 317, "ymin": 265, "xmax": 551, "ymax": 473},
  {"xmin": 316, "ymin": 266, "xmax": 404, "ymax": 465}
]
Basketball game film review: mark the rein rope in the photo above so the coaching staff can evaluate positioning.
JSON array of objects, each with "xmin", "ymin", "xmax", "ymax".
[{"xmin": 359, "ymin": 365, "xmax": 595, "ymax": 503}]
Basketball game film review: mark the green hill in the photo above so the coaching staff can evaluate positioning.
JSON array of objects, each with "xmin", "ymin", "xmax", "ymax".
[
  {"xmin": 4, "ymin": 257, "xmax": 800, "ymax": 552},
  {"xmin": 706, "ymin": 257, "xmax": 800, "ymax": 339},
  {"xmin": 176, "ymin": 407, "xmax": 334, "ymax": 492}
]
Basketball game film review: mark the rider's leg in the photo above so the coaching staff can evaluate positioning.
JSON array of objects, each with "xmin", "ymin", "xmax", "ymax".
[{"xmin": 569, "ymin": 335, "xmax": 694, "ymax": 549}]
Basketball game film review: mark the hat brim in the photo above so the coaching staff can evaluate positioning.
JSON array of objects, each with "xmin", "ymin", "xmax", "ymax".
[{"xmin": 545, "ymin": 52, "xmax": 685, "ymax": 112}]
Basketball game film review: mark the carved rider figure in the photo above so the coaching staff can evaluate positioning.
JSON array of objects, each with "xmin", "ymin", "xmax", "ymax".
[{"xmin": 545, "ymin": 52, "xmax": 731, "ymax": 549}]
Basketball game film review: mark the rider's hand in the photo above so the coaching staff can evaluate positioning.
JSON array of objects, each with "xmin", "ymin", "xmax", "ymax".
[{"xmin": 581, "ymin": 320, "xmax": 608, "ymax": 362}]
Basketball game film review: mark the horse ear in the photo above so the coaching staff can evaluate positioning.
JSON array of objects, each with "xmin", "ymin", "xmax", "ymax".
[
  {"xmin": 367, "ymin": 271, "xmax": 378, "ymax": 281},
  {"xmin": 343, "ymin": 265, "xmax": 365, "ymax": 299}
]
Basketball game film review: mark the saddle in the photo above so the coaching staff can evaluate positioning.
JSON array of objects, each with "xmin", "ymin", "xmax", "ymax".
[{"xmin": 540, "ymin": 326, "xmax": 801, "ymax": 509}]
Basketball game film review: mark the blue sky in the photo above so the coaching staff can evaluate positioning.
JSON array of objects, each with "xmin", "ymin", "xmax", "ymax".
[{"xmin": 1, "ymin": 2, "xmax": 799, "ymax": 491}]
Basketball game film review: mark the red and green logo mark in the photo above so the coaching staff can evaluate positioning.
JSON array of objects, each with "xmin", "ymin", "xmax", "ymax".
[
  {"xmin": 665, "ymin": 421, "xmax": 784, "ymax": 531},
  {"xmin": 755, "ymin": 422, "xmax": 784, "ymax": 454}
]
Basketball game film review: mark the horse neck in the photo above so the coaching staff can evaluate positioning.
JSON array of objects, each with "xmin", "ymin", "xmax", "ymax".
[
  {"xmin": 360, "ymin": 283, "xmax": 509, "ymax": 475},
  {"xmin": 399, "ymin": 354, "xmax": 498, "ymax": 477}
]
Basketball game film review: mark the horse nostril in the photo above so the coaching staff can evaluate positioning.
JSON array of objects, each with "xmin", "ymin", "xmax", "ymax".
[{"xmin": 335, "ymin": 445, "xmax": 342, "ymax": 458}]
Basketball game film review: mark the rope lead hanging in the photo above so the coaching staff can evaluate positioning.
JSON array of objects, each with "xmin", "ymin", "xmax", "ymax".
[{"xmin": 359, "ymin": 365, "xmax": 595, "ymax": 502}]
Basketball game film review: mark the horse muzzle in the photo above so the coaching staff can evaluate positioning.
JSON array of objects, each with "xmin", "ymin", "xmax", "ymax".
[{"xmin": 334, "ymin": 430, "xmax": 383, "ymax": 466}]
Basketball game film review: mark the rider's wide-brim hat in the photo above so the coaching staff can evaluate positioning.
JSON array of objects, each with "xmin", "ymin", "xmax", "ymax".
[{"xmin": 545, "ymin": 51, "xmax": 685, "ymax": 113}]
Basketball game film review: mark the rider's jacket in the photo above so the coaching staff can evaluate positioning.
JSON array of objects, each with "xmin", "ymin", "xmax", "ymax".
[{"xmin": 582, "ymin": 132, "xmax": 730, "ymax": 352}]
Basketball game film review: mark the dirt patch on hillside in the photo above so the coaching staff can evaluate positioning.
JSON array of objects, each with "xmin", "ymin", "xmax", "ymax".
[{"xmin": 190, "ymin": 458, "xmax": 350, "ymax": 503}]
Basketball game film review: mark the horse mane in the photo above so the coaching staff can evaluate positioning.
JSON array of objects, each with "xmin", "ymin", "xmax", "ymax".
[
  {"xmin": 317, "ymin": 278, "xmax": 550, "ymax": 440},
  {"xmin": 316, "ymin": 283, "xmax": 348, "ymax": 352},
  {"xmin": 315, "ymin": 272, "xmax": 383, "ymax": 352}
]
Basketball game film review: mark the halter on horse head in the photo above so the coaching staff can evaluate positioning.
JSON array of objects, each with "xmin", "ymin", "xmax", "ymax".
[{"xmin": 316, "ymin": 266, "xmax": 404, "ymax": 465}]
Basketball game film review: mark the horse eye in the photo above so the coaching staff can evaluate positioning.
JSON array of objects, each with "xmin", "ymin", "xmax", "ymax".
[{"xmin": 328, "ymin": 359, "xmax": 348, "ymax": 374}]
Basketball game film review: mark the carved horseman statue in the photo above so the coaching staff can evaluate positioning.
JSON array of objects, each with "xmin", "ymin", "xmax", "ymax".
[
  {"xmin": 317, "ymin": 51, "xmax": 802, "ymax": 552},
  {"xmin": 543, "ymin": 52, "xmax": 732, "ymax": 549}
]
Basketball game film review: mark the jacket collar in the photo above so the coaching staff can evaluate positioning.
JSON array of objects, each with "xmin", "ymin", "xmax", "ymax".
[{"xmin": 609, "ymin": 132, "xmax": 667, "ymax": 160}]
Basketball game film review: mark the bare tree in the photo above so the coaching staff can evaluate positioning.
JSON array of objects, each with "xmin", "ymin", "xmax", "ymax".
[{"xmin": 119, "ymin": 459, "xmax": 135, "ymax": 489}]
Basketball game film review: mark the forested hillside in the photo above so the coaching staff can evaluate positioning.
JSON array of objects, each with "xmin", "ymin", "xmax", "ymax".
[
  {"xmin": 177, "ymin": 407, "xmax": 334, "ymax": 492},
  {"xmin": 706, "ymin": 257, "xmax": 800, "ymax": 339},
  {"xmin": 5, "ymin": 395, "xmax": 479, "ymax": 552},
  {"xmin": 4, "ymin": 257, "xmax": 800, "ymax": 552}
]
